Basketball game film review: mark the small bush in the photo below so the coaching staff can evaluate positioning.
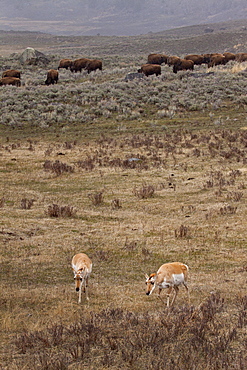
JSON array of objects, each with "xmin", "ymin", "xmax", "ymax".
[
  {"xmin": 111, "ymin": 198, "xmax": 122, "ymax": 209},
  {"xmin": 0, "ymin": 197, "xmax": 5, "ymax": 207},
  {"xmin": 227, "ymin": 191, "xmax": 244, "ymax": 202},
  {"xmin": 47, "ymin": 204, "xmax": 77, "ymax": 218},
  {"xmin": 88, "ymin": 191, "xmax": 104, "ymax": 206},
  {"xmin": 123, "ymin": 238, "xmax": 138, "ymax": 252},
  {"xmin": 43, "ymin": 160, "xmax": 74, "ymax": 176},
  {"xmin": 77, "ymin": 157, "xmax": 95, "ymax": 171},
  {"xmin": 21, "ymin": 198, "xmax": 35, "ymax": 209},
  {"xmin": 219, "ymin": 205, "xmax": 237, "ymax": 215},
  {"xmin": 175, "ymin": 224, "xmax": 191, "ymax": 238},
  {"xmin": 133, "ymin": 183, "xmax": 155, "ymax": 199}
]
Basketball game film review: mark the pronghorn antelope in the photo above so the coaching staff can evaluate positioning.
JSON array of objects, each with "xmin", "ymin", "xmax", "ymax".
[
  {"xmin": 72, "ymin": 253, "xmax": 92, "ymax": 303},
  {"xmin": 145, "ymin": 262, "xmax": 190, "ymax": 307}
]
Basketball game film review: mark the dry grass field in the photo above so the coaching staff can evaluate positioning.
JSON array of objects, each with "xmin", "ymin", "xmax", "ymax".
[{"xmin": 0, "ymin": 28, "xmax": 247, "ymax": 369}]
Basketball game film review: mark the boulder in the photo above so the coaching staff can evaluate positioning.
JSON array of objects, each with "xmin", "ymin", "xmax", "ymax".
[
  {"xmin": 124, "ymin": 72, "xmax": 144, "ymax": 82},
  {"xmin": 19, "ymin": 47, "xmax": 50, "ymax": 65}
]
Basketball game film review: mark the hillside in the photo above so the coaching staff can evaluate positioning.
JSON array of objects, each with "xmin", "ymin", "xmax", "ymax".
[
  {"xmin": 0, "ymin": 19, "xmax": 247, "ymax": 58},
  {"xmin": 0, "ymin": 0, "xmax": 247, "ymax": 35}
]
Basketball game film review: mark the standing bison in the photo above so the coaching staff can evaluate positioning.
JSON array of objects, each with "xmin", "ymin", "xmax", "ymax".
[
  {"xmin": 85, "ymin": 59, "xmax": 102, "ymax": 73},
  {"xmin": 70, "ymin": 58, "xmax": 90, "ymax": 73},
  {"xmin": 58, "ymin": 59, "xmax": 73, "ymax": 70},
  {"xmin": 138, "ymin": 64, "xmax": 161, "ymax": 77},
  {"xmin": 235, "ymin": 53, "xmax": 247, "ymax": 62},
  {"xmin": 2, "ymin": 69, "xmax": 21, "ymax": 78},
  {"xmin": 223, "ymin": 52, "xmax": 236, "ymax": 63},
  {"xmin": 184, "ymin": 54, "xmax": 205, "ymax": 65},
  {"xmin": 147, "ymin": 53, "xmax": 168, "ymax": 65},
  {"xmin": 0, "ymin": 77, "xmax": 21, "ymax": 86},
  {"xmin": 208, "ymin": 54, "xmax": 226, "ymax": 67},
  {"xmin": 167, "ymin": 56, "xmax": 180, "ymax": 67},
  {"xmin": 173, "ymin": 59, "xmax": 194, "ymax": 73},
  {"xmin": 45, "ymin": 69, "xmax": 59, "ymax": 85}
]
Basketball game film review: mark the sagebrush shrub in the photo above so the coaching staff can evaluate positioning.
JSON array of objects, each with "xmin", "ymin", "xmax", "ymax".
[
  {"xmin": 13, "ymin": 293, "xmax": 246, "ymax": 370},
  {"xmin": 133, "ymin": 183, "xmax": 155, "ymax": 199},
  {"xmin": 88, "ymin": 191, "xmax": 104, "ymax": 205},
  {"xmin": 43, "ymin": 160, "xmax": 74, "ymax": 175},
  {"xmin": 47, "ymin": 204, "xmax": 77, "ymax": 218}
]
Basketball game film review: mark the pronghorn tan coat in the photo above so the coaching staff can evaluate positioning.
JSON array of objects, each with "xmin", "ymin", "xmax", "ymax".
[
  {"xmin": 145, "ymin": 262, "xmax": 189, "ymax": 307},
  {"xmin": 72, "ymin": 253, "xmax": 92, "ymax": 303}
]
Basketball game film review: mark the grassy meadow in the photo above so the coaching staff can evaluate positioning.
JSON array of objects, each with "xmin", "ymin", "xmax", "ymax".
[{"xmin": 0, "ymin": 29, "xmax": 247, "ymax": 369}]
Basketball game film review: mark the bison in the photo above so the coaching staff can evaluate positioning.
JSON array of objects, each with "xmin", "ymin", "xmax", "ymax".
[
  {"xmin": 167, "ymin": 56, "xmax": 180, "ymax": 67},
  {"xmin": 70, "ymin": 58, "xmax": 90, "ymax": 73},
  {"xmin": 173, "ymin": 59, "xmax": 194, "ymax": 73},
  {"xmin": 202, "ymin": 53, "xmax": 212, "ymax": 64},
  {"xmin": 45, "ymin": 69, "xmax": 59, "ymax": 85},
  {"xmin": 85, "ymin": 59, "xmax": 102, "ymax": 74},
  {"xmin": 202, "ymin": 53, "xmax": 223, "ymax": 64},
  {"xmin": 138, "ymin": 64, "xmax": 161, "ymax": 77},
  {"xmin": 235, "ymin": 53, "xmax": 247, "ymax": 62},
  {"xmin": 2, "ymin": 69, "xmax": 21, "ymax": 78},
  {"xmin": 184, "ymin": 54, "xmax": 205, "ymax": 65},
  {"xmin": 223, "ymin": 52, "xmax": 236, "ymax": 63},
  {"xmin": 0, "ymin": 77, "xmax": 21, "ymax": 86},
  {"xmin": 208, "ymin": 54, "xmax": 226, "ymax": 67},
  {"xmin": 147, "ymin": 53, "xmax": 168, "ymax": 65},
  {"xmin": 58, "ymin": 59, "xmax": 73, "ymax": 70}
]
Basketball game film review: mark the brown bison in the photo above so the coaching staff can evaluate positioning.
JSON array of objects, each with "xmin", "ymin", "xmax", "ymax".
[
  {"xmin": 147, "ymin": 53, "xmax": 168, "ymax": 65},
  {"xmin": 202, "ymin": 53, "xmax": 212, "ymax": 64},
  {"xmin": 45, "ymin": 69, "xmax": 59, "ymax": 85},
  {"xmin": 235, "ymin": 53, "xmax": 247, "ymax": 62},
  {"xmin": 70, "ymin": 58, "xmax": 91, "ymax": 73},
  {"xmin": 2, "ymin": 69, "xmax": 21, "ymax": 78},
  {"xmin": 138, "ymin": 64, "xmax": 161, "ymax": 77},
  {"xmin": 208, "ymin": 54, "xmax": 226, "ymax": 67},
  {"xmin": 0, "ymin": 77, "xmax": 21, "ymax": 86},
  {"xmin": 173, "ymin": 59, "xmax": 194, "ymax": 73},
  {"xmin": 223, "ymin": 52, "xmax": 236, "ymax": 63},
  {"xmin": 202, "ymin": 53, "xmax": 223, "ymax": 64},
  {"xmin": 167, "ymin": 56, "xmax": 180, "ymax": 67},
  {"xmin": 85, "ymin": 59, "xmax": 102, "ymax": 73},
  {"xmin": 58, "ymin": 59, "xmax": 73, "ymax": 70},
  {"xmin": 184, "ymin": 54, "xmax": 205, "ymax": 65}
]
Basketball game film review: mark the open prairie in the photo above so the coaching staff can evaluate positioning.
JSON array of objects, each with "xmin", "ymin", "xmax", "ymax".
[{"xmin": 0, "ymin": 27, "xmax": 247, "ymax": 369}]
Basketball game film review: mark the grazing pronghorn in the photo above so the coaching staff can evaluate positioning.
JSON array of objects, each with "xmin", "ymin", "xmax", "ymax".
[
  {"xmin": 145, "ymin": 262, "xmax": 190, "ymax": 308},
  {"xmin": 72, "ymin": 253, "xmax": 92, "ymax": 303}
]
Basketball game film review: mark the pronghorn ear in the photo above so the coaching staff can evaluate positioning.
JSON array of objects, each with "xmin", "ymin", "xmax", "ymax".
[{"xmin": 145, "ymin": 274, "xmax": 149, "ymax": 279}]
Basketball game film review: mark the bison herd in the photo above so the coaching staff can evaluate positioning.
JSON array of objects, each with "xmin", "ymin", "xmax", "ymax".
[
  {"xmin": 0, "ymin": 57, "xmax": 103, "ymax": 87},
  {"xmin": 58, "ymin": 58, "xmax": 102, "ymax": 74},
  {"xmin": 0, "ymin": 50, "xmax": 246, "ymax": 87},
  {"xmin": 140, "ymin": 51, "xmax": 247, "ymax": 76}
]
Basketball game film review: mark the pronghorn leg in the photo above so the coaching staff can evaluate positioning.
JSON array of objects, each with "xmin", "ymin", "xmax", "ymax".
[
  {"xmin": 184, "ymin": 283, "xmax": 190, "ymax": 305},
  {"xmin": 85, "ymin": 277, "xmax": 89, "ymax": 301},
  {"xmin": 166, "ymin": 287, "xmax": 173, "ymax": 308},
  {"xmin": 158, "ymin": 288, "xmax": 166, "ymax": 304},
  {"xmin": 78, "ymin": 282, "xmax": 82, "ymax": 303},
  {"xmin": 170, "ymin": 286, "xmax": 179, "ymax": 307}
]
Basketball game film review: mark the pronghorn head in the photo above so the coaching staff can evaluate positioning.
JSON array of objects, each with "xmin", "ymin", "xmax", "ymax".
[
  {"xmin": 145, "ymin": 273, "xmax": 157, "ymax": 296},
  {"xmin": 73, "ymin": 268, "xmax": 86, "ymax": 291}
]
